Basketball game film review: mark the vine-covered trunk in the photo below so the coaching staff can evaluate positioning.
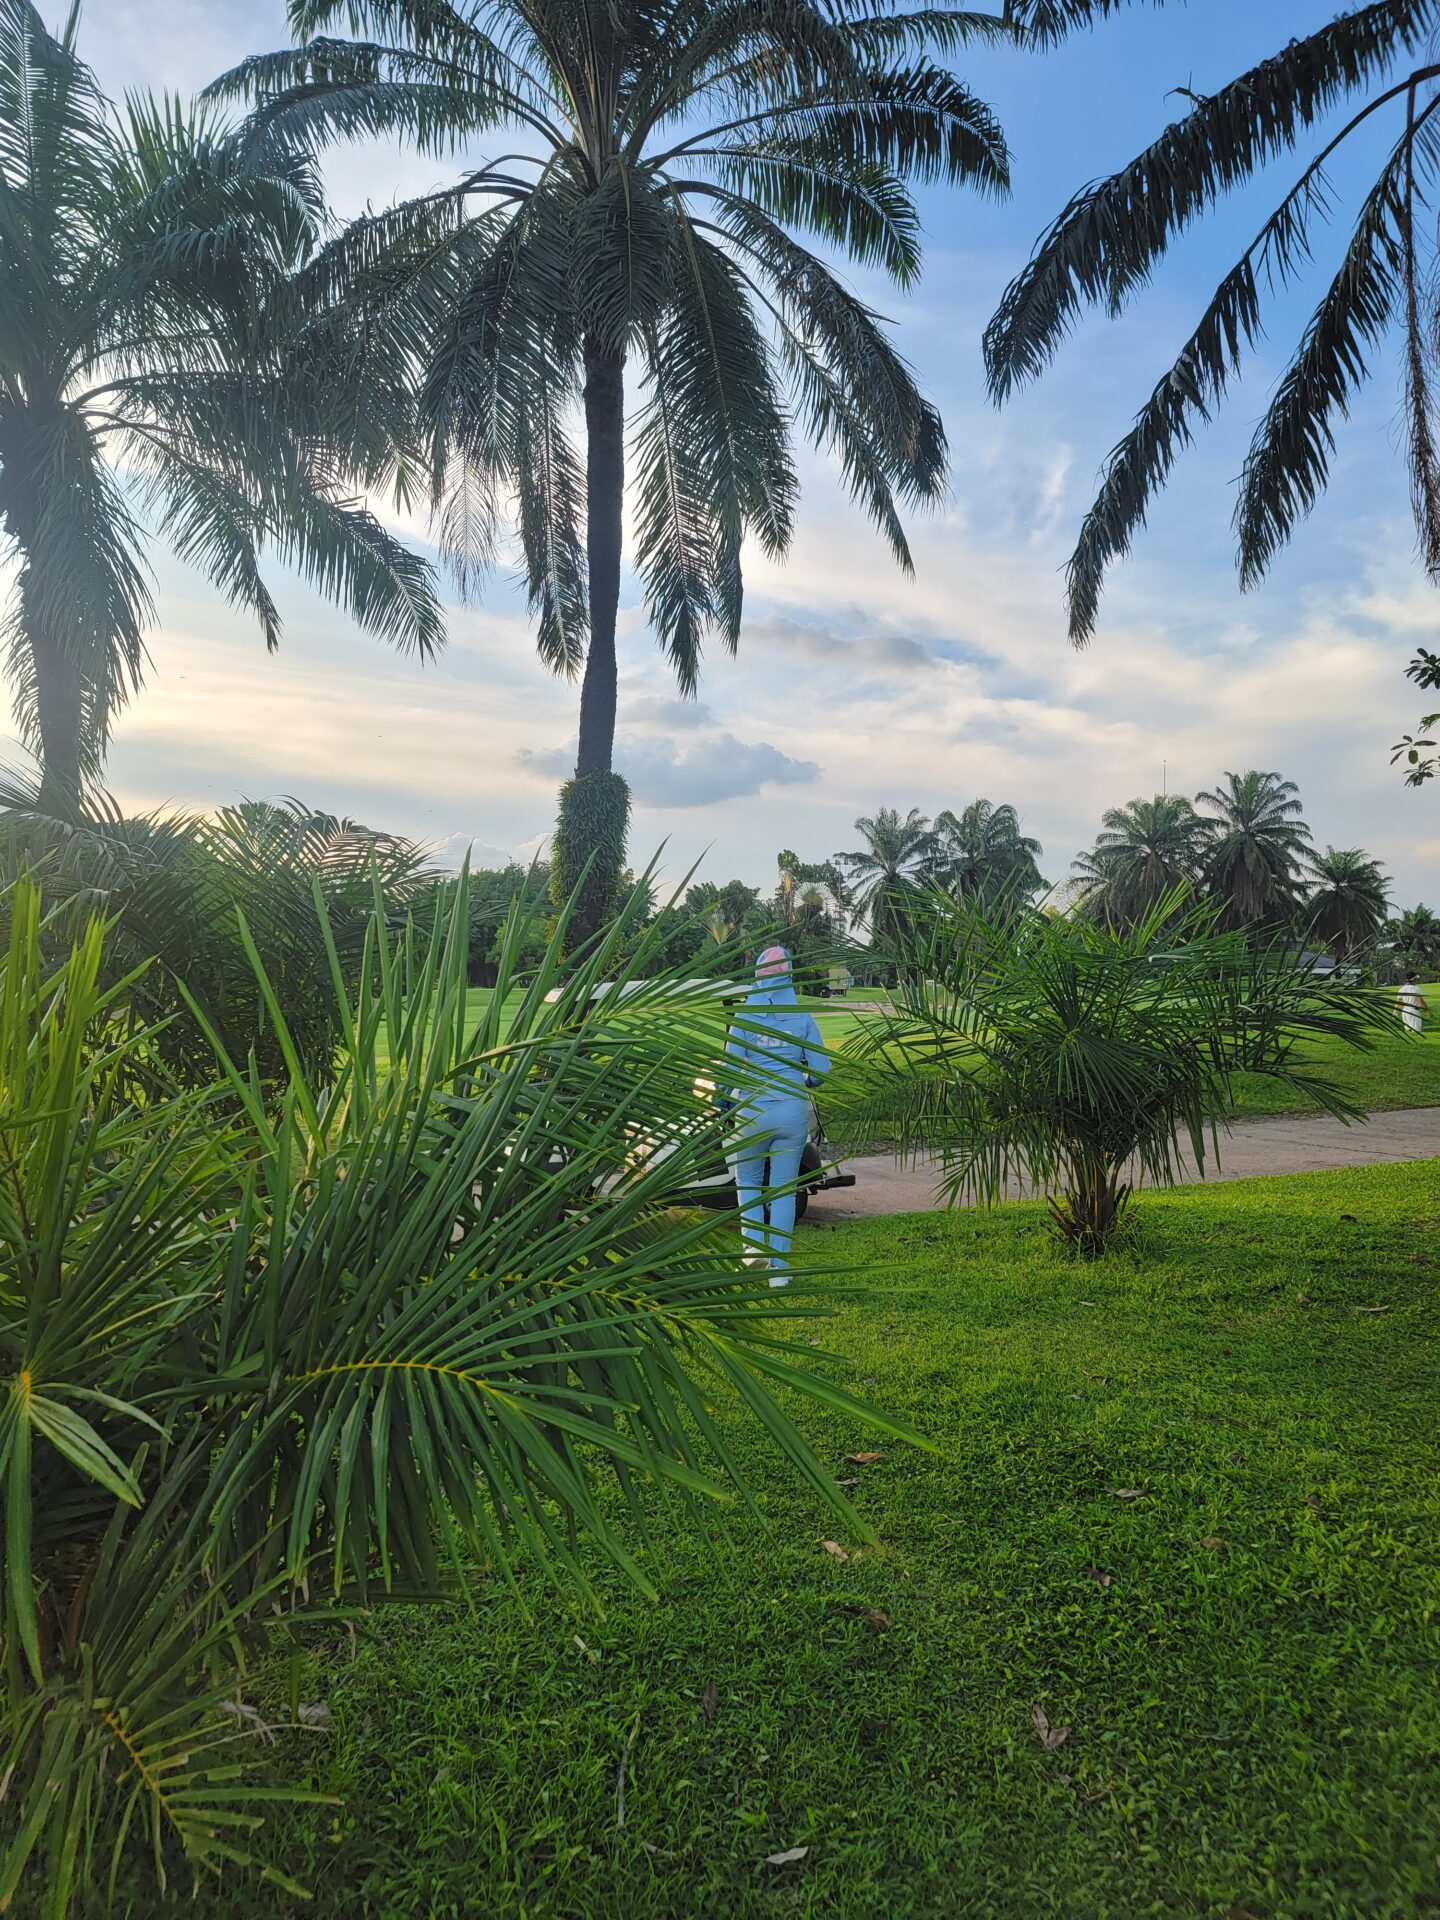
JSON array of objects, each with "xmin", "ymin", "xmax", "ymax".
[{"xmin": 575, "ymin": 339, "xmax": 624, "ymax": 780}]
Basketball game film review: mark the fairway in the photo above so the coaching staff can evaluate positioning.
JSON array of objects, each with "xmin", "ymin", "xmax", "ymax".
[{"xmin": 212, "ymin": 1160, "xmax": 1440, "ymax": 1920}]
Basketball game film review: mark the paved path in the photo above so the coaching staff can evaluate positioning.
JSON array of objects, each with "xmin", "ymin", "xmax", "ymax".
[{"xmin": 808, "ymin": 1107, "xmax": 1440, "ymax": 1222}]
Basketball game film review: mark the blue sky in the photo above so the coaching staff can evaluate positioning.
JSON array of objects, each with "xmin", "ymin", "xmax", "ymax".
[{"xmin": 34, "ymin": 0, "xmax": 1440, "ymax": 898}]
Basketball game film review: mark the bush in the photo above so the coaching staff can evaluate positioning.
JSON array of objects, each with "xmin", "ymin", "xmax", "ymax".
[
  {"xmin": 549, "ymin": 770, "xmax": 630, "ymax": 954},
  {"xmin": 0, "ymin": 870, "xmax": 905, "ymax": 1913},
  {"xmin": 851, "ymin": 890, "xmax": 1399, "ymax": 1253}
]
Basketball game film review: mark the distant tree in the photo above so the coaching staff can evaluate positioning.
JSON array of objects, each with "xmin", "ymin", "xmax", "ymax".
[
  {"xmin": 1072, "ymin": 794, "xmax": 1205, "ymax": 929},
  {"xmin": 835, "ymin": 807, "xmax": 936, "ymax": 962},
  {"xmin": 932, "ymin": 798, "xmax": 1044, "ymax": 904},
  {"xmin": 1195, "ymin": 771, "xmax": 1313, "ymax": 932},
  {"xmin": 1305, "ymin": 847, "xmax": 1390, "ymax": 963},
  {"xmin": 1387, "ymin": 901, "xmax": 1440, "ymax": 974}
]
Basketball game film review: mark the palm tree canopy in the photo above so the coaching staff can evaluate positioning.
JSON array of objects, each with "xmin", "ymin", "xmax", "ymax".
[
  {"xmin": 0, "ymin": 1, "xmax": 442, "ymax": 795},
  {"xmin": 835, "ymin": 804, "xmax": 936, "ymax": 957},
  {"xmin": 1072, "ymin": 792, "xmax": 1204, "ymax": 927},
  {"xmin": 211, "ymin": 0, "xmax": 1011, "ymax": 730},
  {"xmin": 984, "ymin": 0, "xmax": 1440, "ymax": 638},
  {"xmin": 1306, "ymin": 845, "xmax": 1391, "ymax": 959},
  {"xmin": 1195, "ymin": 770, "xmax": 1313, "ymax": 930},
  {"xmin": 933, "ymin": 797, "xmax": 1045, "ymax": 900}
]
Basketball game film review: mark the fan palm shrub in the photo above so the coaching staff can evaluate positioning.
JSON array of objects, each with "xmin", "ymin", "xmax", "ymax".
[
  {"xmin": 0, "ymin": 1, "xmax": 442, "ymax": 804},
  {"xmin": 848, "ymin": 890, "xmax": 1394, "ymax": 1253},
  {"xmin": 0, "ymin": 867, "xmax": 909, "ymax": 1913},
  {"xmin": 212, "ymin": 0, "xmax": 1012, "ymax": 902},
  {"xmin": 985, "ymin": 0, "xmax": 1440, "ymax": 639}
]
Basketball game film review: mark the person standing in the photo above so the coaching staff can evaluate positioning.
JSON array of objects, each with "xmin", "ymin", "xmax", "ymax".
[
  {"xmin": 725, "ymin": 946, "xmax": 830, "ymax": 1285},
  {"xmin": 1398, "ymin": 972, "xmax": 1426, "ymax": 1036}
]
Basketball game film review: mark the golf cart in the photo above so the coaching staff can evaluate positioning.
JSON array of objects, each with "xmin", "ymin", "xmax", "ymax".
[{"xmin": 540, "ymin": 978, "xmax": 857, "ymax": 1216}]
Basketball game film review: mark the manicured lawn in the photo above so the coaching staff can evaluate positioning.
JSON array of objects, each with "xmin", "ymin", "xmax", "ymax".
[{"xmin": 220, "ymin": 1162, "xmax": 1440, "ymax": 1919}]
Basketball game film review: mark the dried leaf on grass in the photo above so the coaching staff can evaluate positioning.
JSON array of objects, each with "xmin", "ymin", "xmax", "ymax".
[
  {"xmin": 821, "ymin": 1539, "xmax": 849, "ymax": 1562},
  {"xmin": 701, "ymin": 1681, "xmax": 718, "ymax": 1725},
  {"xmin": 836, "ymin": 1603, "xmax": 891, "ymax": 1631},
  {"xmin": 844, "ymin": 1452, "xmax": 886, "ymax": 1465},
  {"xmin": 764, "ymin": 1846, "xmax": 809, "ymax": 1867},
  {"xmin": 1031, "ymin": 1706, "xmax": 1070, "ymax": 1752}
]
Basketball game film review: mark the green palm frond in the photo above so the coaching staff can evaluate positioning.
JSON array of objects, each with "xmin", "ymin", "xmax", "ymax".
[{"xmin": 984, "ymin": 0, "xmax": 1440, "ymax": 638}]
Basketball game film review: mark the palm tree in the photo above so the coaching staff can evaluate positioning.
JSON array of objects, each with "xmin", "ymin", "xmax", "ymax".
[
  {"xmin": 1072, "ymin": 793, "xmax": 1204, "ymax": 928},
  {"xmin": 1388, "ymin": 900, "xmax": 1440, "ymax": 970},
  {"xmin": 1195, "ymin": 770, "xmax": 1313, "ymax": 933},
  {"xmin": 0, "ymin": 3, "xmax": 441, "ymax": 804},
  {"xmin": 1306, "ymin": 846, "xmax": 1391, "ymax": 962},
  {"xmin": 984, "ymin": 2, "xmax": 1440, "ymax": 639},
  {"xmin": 835, "ymin": 805, "xmax": 935, "ymax": 959},
  {"xmin": 932, "ymin": 798, "xmax": 1044, "ymax": 903},
  {"xmin": 214, "ymin": 1, "xmax": 1011, "ymax": 805}
]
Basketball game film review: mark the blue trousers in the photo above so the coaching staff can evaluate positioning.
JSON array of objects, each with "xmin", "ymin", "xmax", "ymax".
[{"xmin": 730, "ymin": 1099, "xmax": 809, "ymax": 1265}]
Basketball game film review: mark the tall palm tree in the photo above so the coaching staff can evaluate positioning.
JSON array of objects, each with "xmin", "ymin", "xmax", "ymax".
[
  {"xmin": 835, "ymin": 805, "xmax": 935, "ymax": 958},
  {"xmin": 1306, "ymin": 846, "xmax": 1391, "ymax": 961},
  {"xmin": 214, "ymin": 0, "xmax": 1011, "ymax": 800},
  {"xmin": 0, "ymin": 2, "xmax": 441, "ymax": 804},
  {"xmin": 1071, "ymin": 793, "xmax": 1204, "ymax": 929},
  {"xmin": 1195, "ymin": 770, "xmax": 1313, "ymax": 932},
  {"xmin": 933, "ymin": 797, "xmax": 1044, "ymax": 903},
  {"xmin": 984, "ymin": 1, "xmax": 1440, "ymax": 639}
]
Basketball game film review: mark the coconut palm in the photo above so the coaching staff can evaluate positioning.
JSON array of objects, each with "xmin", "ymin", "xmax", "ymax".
[
  {"xmin": 1195, "ymin": 770, "xmax": 1313, "ymax": 932},
  {"xmin": 932, "ymin": 797, "xmax": 1044, "ymax": 904},
  {"xmin": 1071, "ymin": 793, "xmax": 1205, "ymax": 928},
  {"xmin": 985, "ymin": 1, "xmax": 1440, "ymax": 639},
  {"xmin": 212, "ymin": 1, "xmax": 1012, "ymax": 870},
  {"xmin": 0, "ymin": 2, "xmax": 441, "ymax": 804},
  {"xmin": 1306, "ymin": 846, "xmax": 1391, "ymax": 961},
  {"xmin": 835, "ymin": 805, "xmax": 936, "ymax": 959}
]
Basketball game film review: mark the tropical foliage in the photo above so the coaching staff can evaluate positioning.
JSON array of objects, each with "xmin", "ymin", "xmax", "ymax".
[
  {"xmin": 931, "ymin": 798, "xmax": 1045, "ymax": 903},
  {"xmin": 0, "ymin": 868, "xmax": 907, "ymax": 1914},
  {"xmin": 1392, "ymin": 645, "xmax": 1439, "ymax": 784},
  {"xmin": 0, "ymin": 788, "xmax": 433, "ymax": 1086},
  {"xmin": 1306, "ymin": 846, "xmax": 1391, "ymax": 961},
  {"xmin": 212, "ymin": 0, "xmax": 1013, "ymax": 824},
  {"xmin": 1387, "ymin": 900, "xmax": 1440, "ymax": 972},
  {"xmin": 985, "ymin": 0, "xmax": 1440, "ymax": 641},
  {"xmin": 0, "ymin": 0, "xmax": 440, "ymax": 803},
  {"xmin": 1071, "ymin": 793, "xmax": 1205, "ymax": 928},
  {"xmin": 835, "ymin": 806, "xmax": 936, "ymax": 957},
  {"xmin": 1194, "ymin": 770, "xmax": 1315, "ymax": 932},
  {"xmin": 849, "ymin": 890, "xmax": 1394, "ymax": 1252}
]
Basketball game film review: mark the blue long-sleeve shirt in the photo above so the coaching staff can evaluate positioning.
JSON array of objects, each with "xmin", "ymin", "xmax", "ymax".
[{"xmin": 725, "ymin": 989, "xmax": 830, "ymax": 1109}]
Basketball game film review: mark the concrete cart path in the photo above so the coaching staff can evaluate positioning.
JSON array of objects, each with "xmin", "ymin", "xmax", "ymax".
[{"xmin": 806, "ymin": 1106, "xmax": 1440, "ymax": 1222}]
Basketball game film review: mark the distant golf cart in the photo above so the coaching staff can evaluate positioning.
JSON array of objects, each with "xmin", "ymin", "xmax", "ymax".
[{"xmin": 541, "ymin": 978, "xmax": 857, "ymax": 1218}]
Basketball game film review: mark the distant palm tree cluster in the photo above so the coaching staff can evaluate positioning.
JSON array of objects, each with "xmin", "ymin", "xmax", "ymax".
[{"xmin": 833, "ymin": 774, "xmax": 1433, "ymax": 974}]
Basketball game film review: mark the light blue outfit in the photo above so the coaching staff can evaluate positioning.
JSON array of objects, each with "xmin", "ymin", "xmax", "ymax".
[{"xmin": 725, "ymin": 951, "xmax": 830, "ymax": 1269}]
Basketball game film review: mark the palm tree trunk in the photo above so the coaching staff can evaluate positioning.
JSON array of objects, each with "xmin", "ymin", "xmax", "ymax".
[
  {"xmin": 29, "ymin": 613, "xmax": 84, "ymax": 811},
  {"xmin": 576, "ymin": 338, "xmax": 624, "ymax": 779}
]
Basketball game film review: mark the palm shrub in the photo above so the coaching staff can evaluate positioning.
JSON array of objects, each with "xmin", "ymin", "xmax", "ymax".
[
  {"xmin": 0, "ymin": 790, "xmax": 435, "ymax": 1087},
  {"xmin": 0, "ymin": 1, "xmax": 441, "ymax": 804},
  {"xmin": 1306, "ymin": 846, "xmax": 1391, "ymax": 962},
  {"xmin": 0, "ymin": 867, "xmax": 907, "ymax": 1912},
  {"xmin": 848, "ymin": 890, "xmax": 1395, "ymax": 1253}
]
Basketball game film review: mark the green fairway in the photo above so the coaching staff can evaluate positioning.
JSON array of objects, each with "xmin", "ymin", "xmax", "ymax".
[
  {"xmin": 218, "ymin": 1161, "xmax": 1440, "ymax": 1919},
  {"xmin": 390, "ymin": 984, "xmax": 1440, "ymax": 1116}
]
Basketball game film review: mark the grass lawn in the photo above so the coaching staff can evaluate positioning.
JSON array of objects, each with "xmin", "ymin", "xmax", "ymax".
[{"xmin": 216, "ymin": 1161, "xmax": 1440, "ymax": 1920}]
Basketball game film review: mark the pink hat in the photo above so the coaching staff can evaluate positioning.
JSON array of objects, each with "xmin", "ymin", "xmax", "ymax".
[{"xmin": 756, "ymin": 945, "xmax": 791, "ymax": 977}]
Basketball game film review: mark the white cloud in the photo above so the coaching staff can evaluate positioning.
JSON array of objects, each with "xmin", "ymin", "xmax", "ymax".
[{"xmin": 518, "ymin": 730, "xmax": 820, "ymax": 807}]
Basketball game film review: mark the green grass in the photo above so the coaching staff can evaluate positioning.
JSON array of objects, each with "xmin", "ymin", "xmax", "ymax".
[{"xmin": 208, "ymin": 1162, "xmax": 1439, "ymax": 1920}]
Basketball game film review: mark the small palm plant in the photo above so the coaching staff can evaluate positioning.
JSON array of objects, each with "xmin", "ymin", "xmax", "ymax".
[
  {"xmin": 849, "ymin": 890, "xmax": 1395, "ymax": 1253},
  {"xmin": 0, "ymin": 870, "xmax": 909, "ymax": 1912}
]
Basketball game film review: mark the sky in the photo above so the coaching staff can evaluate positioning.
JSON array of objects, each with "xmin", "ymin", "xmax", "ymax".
[{"xmin": 21, "ymin": 0, "xmax": 1440, "ymax": 900}]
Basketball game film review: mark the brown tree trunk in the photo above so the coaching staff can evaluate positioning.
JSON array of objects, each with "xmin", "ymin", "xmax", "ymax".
[
  {"xmin": 575, "ymin": 338, "xmax": 624, "ymax": 779},
  {"xmin": 31, "ymin": 616, "xmax": 85, "ymax": 811}
]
